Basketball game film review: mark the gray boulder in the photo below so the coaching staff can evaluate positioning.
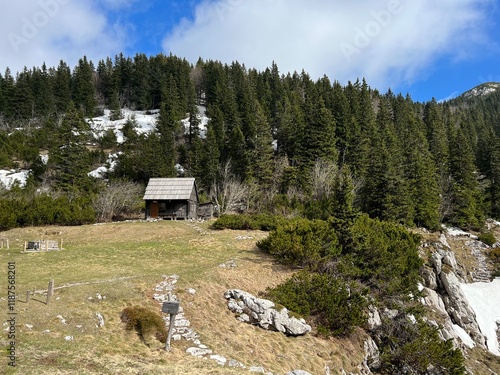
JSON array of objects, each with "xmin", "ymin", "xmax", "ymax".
[{"xmin": 225, "ymin": 289, "xmax": 311, "ymax": 336}]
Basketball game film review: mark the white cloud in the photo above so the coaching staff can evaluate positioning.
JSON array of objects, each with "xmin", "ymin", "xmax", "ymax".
[
  {"xmin": 162, "ymin": 0, "xmax": 494, "ymax": 91},
  {"xmin": 0, "ymin": 0, "xmax": 128, "ymax": 74}
]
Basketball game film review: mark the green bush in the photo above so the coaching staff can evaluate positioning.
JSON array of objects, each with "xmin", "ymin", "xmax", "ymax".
[
  {"xmin": 266, "ymin": 271, "xmax": 367, "ymax": 336},
  {"xmin": 376, "ymin": 315, "xmax": 466, "ymax": 374},
  {"xmin": 120, "ymin": 306, "xmax": 167, "ymax": 344},
  {"xmin": 479, "ymin": 231, "xmax": 497, "ymax": 246},
  {"xmin": 344, "ymin": 215, "xmax": 423, "ymax": 297},
  {"xmin": 257, "ymin": 218, "xmax": 340, "ymax": 267},
  {"xmin": 212, "ymin": 214, "xmax": 283, "ymax": 231}
]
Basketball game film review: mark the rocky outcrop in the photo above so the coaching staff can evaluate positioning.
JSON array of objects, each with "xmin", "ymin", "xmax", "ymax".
[
  {"xmin": 421, "ymin": 235, "xmax": 488, "ymax": 350},
  {"xmin": 224, "ymin": 289, "xmax": 312, "ymax": 336}
]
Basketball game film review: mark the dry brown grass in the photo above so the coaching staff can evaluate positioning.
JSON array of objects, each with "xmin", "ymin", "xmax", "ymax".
[{"xmin": 0, "ymin": 221, "xmax": 364, "ymax": 374}]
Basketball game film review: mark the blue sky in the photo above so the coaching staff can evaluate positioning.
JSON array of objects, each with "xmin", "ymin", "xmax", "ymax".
[{"xmin": 1, "ymin": 0, "xmax": 499, "ymax": 102}]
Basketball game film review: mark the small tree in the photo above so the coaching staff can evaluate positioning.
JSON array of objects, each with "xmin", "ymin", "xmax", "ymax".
[
  {"xmin": 93, "ymin": 180, "xmax": 143, "ymax": 222},
  {"xmin": 210, "ymin": 161, "xmax": 249, "ymax": 215}
]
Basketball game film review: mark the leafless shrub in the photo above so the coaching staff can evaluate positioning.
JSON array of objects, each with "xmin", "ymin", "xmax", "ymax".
[
  {"xmin": 210, "ymin": 161, "xmax": 249, "ymax": 215},
  {"xmin": 93, "ymin": 180, "xmax": 144, "ymax": 222}
]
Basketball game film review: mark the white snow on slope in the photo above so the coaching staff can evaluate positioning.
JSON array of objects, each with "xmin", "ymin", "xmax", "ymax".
[
  {"xmin": 88, "ymin": 106, "xmax": 209, "ymax": 143},
  {"xmin": 0, "ymin": 169, "xmax": 29, "ymax": 189},
  {"xmin": 460, "ymin": 278, "xmax": 500, "ymax": 356},
  {"xmin": 87, "ymin": 108, "xmax": 159, "ymax": 143},
  {"xmin": 452, "ymin": 324, "xmax": 475, "ymax": 349},
  {"xmin": 180, "ymin": 105, "xmax": 209, "ymax": 138},
  {"xmin": 86, "ymin": 107, "xmax": 209, "ymax": 178},
  {"xmin": 88, "ymin": 153, "xmax": 121, "ymax": 179},
  {"xmin": 442, "ymin": 225, "xmax": 479, "ymax": 239}
]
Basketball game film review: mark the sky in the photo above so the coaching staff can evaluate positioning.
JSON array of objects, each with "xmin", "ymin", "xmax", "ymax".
[{"xmin": 1, "ymin": 0, "xmax": 500, "ymax": 102}]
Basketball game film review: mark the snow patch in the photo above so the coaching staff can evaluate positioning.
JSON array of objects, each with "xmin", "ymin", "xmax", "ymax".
[
  {"xmin": 86, "ymin": 108, "xmax": 159, "ymax": 144},
  {"xmin": 88, "ymin": 153, "xmax": 121, "ymax": 179},
  {"xmin": 180, "ymin": 105, "xmax": 209, "ymax": 139},
  {"xmin": 460, "ymin": 278, "xmax": 500, "ymax": 356},
  {"xmin": 452, "ymin": 324, "xmax": 475, "ymax": 349},
  {"xmin": 0, "ymin": 169, "xmax": 29, "ymax": 189},
  {"xmin": 442, "ymin": 225, "xmax": 478, "ymax": 239}
]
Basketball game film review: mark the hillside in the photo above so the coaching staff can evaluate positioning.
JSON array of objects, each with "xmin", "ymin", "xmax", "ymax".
[
  {"xmin": 458, "ymin": 82, "xmax": 500, "ymax": 99},
  {"xmin": 1, "ymin": 54, "xmax": 499, "ymax": 231},
  {"xmin": 0, "ymin": 220, "xmax": 370, "ymax": 375},
  {"xmin": 0, "ymin": 220, "xmax": 499, "ymax": 374}
]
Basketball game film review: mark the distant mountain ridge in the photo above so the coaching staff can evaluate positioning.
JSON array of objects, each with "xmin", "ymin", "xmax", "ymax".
[{"xmin": 460, "ymin": 82, "xmax": 500, "ymax": 99}]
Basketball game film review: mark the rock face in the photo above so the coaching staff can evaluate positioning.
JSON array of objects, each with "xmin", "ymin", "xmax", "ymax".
[
  {"xmin": 421, "ymin": 235, "xmax": 488, "ymax": 350},
  {"xmin": 224, "ymin": 289, "xmax": 312, "ymax": 336}
]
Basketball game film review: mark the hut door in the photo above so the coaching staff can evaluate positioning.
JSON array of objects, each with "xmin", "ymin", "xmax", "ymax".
[{"xmin": 150, "ymin": 202, "xmax": 159, "ymax": 218}]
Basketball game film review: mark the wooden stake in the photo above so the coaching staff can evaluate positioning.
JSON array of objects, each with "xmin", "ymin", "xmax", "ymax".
[
  {"xmin": 26, "ymin": 290, "xmax": 31, "ymax": 304},
  {"xmin": 46, "ymin": 279, "xmax": 54, "ymax": 304},
  {"xmin": 165, "ymin": 292, "xmax": 175, "ymax": 351}
]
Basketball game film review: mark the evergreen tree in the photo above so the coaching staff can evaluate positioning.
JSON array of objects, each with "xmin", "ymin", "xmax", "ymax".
[
  {"xmin": 12, "ymin": 68, "xmax": 34, "ymax": 119},
  {"xmin": 250, "ymin": 102, "xmax": 274, "ymax": 186},
  {"xmin": 72, "ymin": 56, "xmax": 97, "ymax": 116},
  {"xmin": 201, "ymin": 125, "xmax": 220, "ymax": 190},
  {"xmin": 448, "ymin": 127, "xmax": 483, "ymax": 228},
  {"xmin": 49, "ymin": 103, "xmax": 93, "ymax": 192},
  {"xmin": 490, "ymin": 137, "xmax": 500, "ymax": 218},
  {"xmin": 53, "ymin": 61, "xmax": 72, "ymax": 113}
]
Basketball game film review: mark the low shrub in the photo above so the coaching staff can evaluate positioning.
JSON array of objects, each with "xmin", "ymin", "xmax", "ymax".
[
  {"xmin": 266, "ymin": 271, "xmax": 367, "ymax": 336},
  {"xmin": 120, "ymin": 306, "xmax": 167, "ymax": 344},
  {"xmin": 376, "ymin": 315, "xmax": 466, "ymax": 374},
  {"xmin": 479, "ymin": 231, "xmax": 497, "ymax": 246},
  {"xmin": 212, "ymin": 213, "xmax": 283, "ymax": 231},
  {"xmin": 257, "ymin": 218, "xmax": 340, "ymax": 267}
]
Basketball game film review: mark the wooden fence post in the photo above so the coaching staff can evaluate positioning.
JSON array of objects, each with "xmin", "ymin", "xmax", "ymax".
[
  {"xmin": 26, "ymin": 290, "xmax": 31, "ymax": 304},
  {"xmin": 46, "ymin": 279, "xmax": 54, "ymax": 304}
]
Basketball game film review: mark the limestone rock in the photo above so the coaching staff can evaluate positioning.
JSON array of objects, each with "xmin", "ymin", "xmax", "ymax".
[
  {"xmin": 285, "ymin": 371, "xmax": 312, "ymax": 375},
  {"xmin": 210, "ymin": 354, "xmax": 227, "ymax": 366},
  {"xmin": 225, "ymin": 289, "xmax": 311, "ymax": 336},
  {"xmin": 186, "ymin": 347, "xmax": 212, "ymax": 357},
  {"xmin": 364, "ymin": 336, "xmax": 380, "ymax": 371},
  {"xmin": 95, "ymin": 312, "xmax": 105, "ymax": 328},
  {"xmin": 421, "ymin": 288, "xmax": 448, "ymax": 316},
  {"xmin": 228, "ymin": 359, "xmax": 246, "ymax": 368},
  {"xmin": 249, "ymin": 366, "xmax": 266, "ymax": 373},
  {"xmin": 367, "ymin": 305, "xmax": 382, "ymax": 330},
  {"xmin": 439, "ymin": 271, "xmax": 486, "ymax": 348},
  {"xmin": 421, "ymin": 266, "xmax": 438, "ymax": 290}
]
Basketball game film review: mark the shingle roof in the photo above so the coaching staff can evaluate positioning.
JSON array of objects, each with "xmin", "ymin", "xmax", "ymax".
[{"xmin": 143, "ymin": 178, "xmax": 197, "ymax": 201}]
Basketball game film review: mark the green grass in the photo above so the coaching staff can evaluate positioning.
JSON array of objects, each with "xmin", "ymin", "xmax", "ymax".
[{"xmin": 0, "ymin": 220, "xmax": 364, "ymax": 374}]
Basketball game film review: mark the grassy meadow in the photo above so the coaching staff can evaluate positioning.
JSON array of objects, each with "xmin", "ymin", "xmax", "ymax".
[{"xmin": 0, "ymin": 220, "xmax": 364, "ymax": 374}]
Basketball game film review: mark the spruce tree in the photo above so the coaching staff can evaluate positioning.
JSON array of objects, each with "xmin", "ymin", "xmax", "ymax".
[
  {"xmin": 53, "ymin": 61, "xmax": 72, "ymax": 114},
  {"xmin": 72, "ymin": 56, "xmax": 97, "ymax": 116},
  {"xmin": 49, "ymin": 102, "xmax": 93, "ymax": 192},
  {"xmin": 448, "ymin": 127, "xmax": 483, "ymax": 228}
]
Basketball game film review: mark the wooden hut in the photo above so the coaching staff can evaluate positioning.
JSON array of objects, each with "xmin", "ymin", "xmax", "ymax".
[{"xmin": 143, "ymin": 178, "xmax": 199, "ymax": 220}]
